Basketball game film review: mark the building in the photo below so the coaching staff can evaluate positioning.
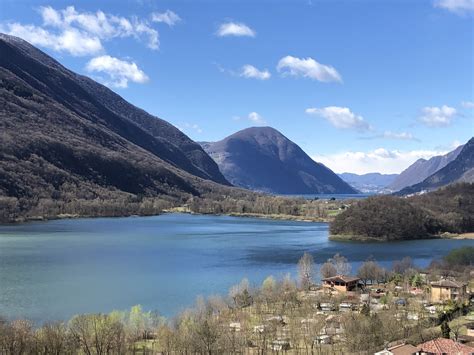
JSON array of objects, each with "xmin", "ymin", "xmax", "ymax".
[
  {"xmin": 430, "ymin": 278, "xmax": 467, "ymax": 303},
  {"xmin": 374, "ymin": 343, "xmax": 419, "ymax": 355},
  {"xmin": 415, "ymin": 338, "xmax": 474, "ymax": 354},
  {"xmin": 322, "ymin": 275, "xmax": 360, "ymax": 292}
]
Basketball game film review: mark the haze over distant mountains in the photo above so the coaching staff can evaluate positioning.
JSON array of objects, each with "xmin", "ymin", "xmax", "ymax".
[
  {"xmin": 201, "ymin": 127, "xmax": 357, "ymax": 194},
  {"xmin": 397, "ymin": 138, "xmax": 474, "ymax": 195},
  {"xmin": 388, "ymin": 144, "xmax": 464, "ymax": 191},
  {"xmin": 0, "ymin": 33, "xmax": 231, "ymax": 210},
  {"xmin": 338, "ymin": 173, "xmax": 398, "ymax": 194}
]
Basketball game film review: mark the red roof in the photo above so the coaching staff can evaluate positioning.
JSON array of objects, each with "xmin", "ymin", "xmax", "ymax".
[{"xmin": 417, "ymin": 338, "xmax": 474, "ymax": 354}]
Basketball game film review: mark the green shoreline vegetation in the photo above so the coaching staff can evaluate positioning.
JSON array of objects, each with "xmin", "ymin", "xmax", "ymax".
[{"xmin": 1, "ymin": 247, "xmax": 472, "ymax": 354}]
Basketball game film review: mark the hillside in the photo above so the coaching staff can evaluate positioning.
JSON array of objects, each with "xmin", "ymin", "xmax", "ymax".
[
  {"xmin": 202, "ymin": 127, "xmax": 358, "ymax": 194},
  {"xmin": 388, "ymin": 144, "xmax": 464, "ymax": 191},
  {"xmin": 338, "ymin": 172, "xmax": 398, "ymax": 193},
  {"xmin": 330, "ymin": 183, "xmax": 474, "ymax": 241},
  {"xmin": 398, "ymin": 138, "xmax": 474, "ymax": 195},
  {"xmin": 0, "ymin": 33, "xmax": 233, "ymax": 222}
]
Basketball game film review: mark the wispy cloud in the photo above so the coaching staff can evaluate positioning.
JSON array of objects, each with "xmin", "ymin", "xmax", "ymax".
[
  {"xmin": 240, "ymin": 65, "xmax": 271, "ymax": 80},
  {"xmin": 306, "ymin": 106, "xmax": 371, "ymax": 131},
  {"xmin": 151, "ymin": 10, "xmax": 181, "ymax": 26},
  {"xmin": 418, "ymin": 105, "xmax": 457, "ymax": 127},
  {"xmin": 361, "ymin": 131, "xmax": 420, "ymax": 141},
  {"xmin": 0, "ymin": 5, "xmax": 160, "ymax": 56},
  {"xmin": 461, "ymin": 100, "xmax": 474, "ymax": 108},
  {"xmin": 434, "ymin": 0, "xmax": 474, "ymax": 15},
  {"xmin": 277, "ymin": 56, "xmax": 342, "ymax": 83},
  {"xmin": 312, "ymin": 148, "xmax": 448, "ymax": 175},
  {"xmin": 85, "ymin": 55, "xmax": 149, "ymax": 88},
  {"xmin": 233, "ymin": 112, "xmax": 266, "ymax": 125},
  {"xmin": 0, "ymin": 23, "xmax": 103, "ymax": 56},
  {"xmin": 216, "ymin": 22, "xmax": 255, "ymax": 37}
]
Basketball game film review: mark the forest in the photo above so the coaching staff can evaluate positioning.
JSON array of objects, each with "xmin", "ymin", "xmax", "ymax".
[{"xmin": 330, "ymin": 183, "xmax": 474, "ymax": 241}]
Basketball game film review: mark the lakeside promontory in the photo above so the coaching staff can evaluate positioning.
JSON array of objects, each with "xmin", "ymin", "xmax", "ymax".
[{"xmin": 330, "ymin": 183, "xmax": 474, "ymax": 241}]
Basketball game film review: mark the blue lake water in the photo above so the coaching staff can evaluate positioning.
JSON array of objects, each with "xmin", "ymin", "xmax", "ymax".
[{"xmin": 0, "ymin": 213, "xmax": 472, "ymax": 323}]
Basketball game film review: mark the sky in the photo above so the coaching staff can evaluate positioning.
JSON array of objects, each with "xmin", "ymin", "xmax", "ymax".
[{"xmin": 0, "ymin": 0, "xmax": 473, "ymax": 174}]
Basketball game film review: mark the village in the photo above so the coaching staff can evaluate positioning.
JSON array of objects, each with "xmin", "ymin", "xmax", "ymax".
[{"xmin": 142, "ymin": 250, "xmax": 474, "ymax": 354}]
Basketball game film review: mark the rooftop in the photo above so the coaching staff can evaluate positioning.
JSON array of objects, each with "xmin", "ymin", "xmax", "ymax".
[
  {"xmin": 322, "ymin": 275, "xmax": 360, "ymax": 283},
  {"xmin": 431, "ymin": 279, "xmax": 467, "ymax": 288},
  {"xmin": 417, "ymin": 338, "xmax": 474, "ymax": 355}
]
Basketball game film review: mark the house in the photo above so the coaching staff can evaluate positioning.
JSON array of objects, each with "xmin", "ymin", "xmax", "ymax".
[
  {"xmin": 374, "ymin": 343, "xmax": 419, "ymax": 355},
  {"xmin": 322, "ymin": 275, "xmax": 360, "ymax": 292},
  {"xmin": 466, "ymin": 322, "xmax": 474, "ymax": 337},
  {"xmin": 415, "ymin": 338, "xmax": 474, "ymax": 354},
  {"xmin": 271, "ymin": 339, "xmax": 290, "ymax": 351},
  {"xmin": 430, "ymin": 278, "xmax": 467, "ymax": 303}
]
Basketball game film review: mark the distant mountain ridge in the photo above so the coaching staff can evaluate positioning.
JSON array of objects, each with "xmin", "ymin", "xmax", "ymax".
[
  {"xmin": 338, "ymin": 172, "xmax": 398, "ymax": 193},
  {"xmin": 201, "ymin": 127, "xmax": 358, "ymax": 194},
  {"xmin": 398, "ymin": 138, "xmax": 474, "ymax": 195},
  {"xmin": 0, "ymin": 33, "xmax": 231, "ymax": 219},
  {"xmin": 388, "ymin": 144, "xmax": 464, "ymax": 191}
]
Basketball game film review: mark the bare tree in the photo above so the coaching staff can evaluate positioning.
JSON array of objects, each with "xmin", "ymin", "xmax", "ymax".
[
  {"xmin": 330, "ymin": 253, "xmax": 351, "ymax": 275},
  {"xmin": 298, "ymin": 252, "xmax": 315, "ymax": 290},
  {"xmin": 320, "ymin": 261, "xmax": 337, "ymax": 278}
]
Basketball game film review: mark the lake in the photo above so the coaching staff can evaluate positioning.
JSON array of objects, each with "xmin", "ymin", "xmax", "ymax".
[{"xmin": 0, "ymin": 213, "xmax": 472, "ymax": 323}]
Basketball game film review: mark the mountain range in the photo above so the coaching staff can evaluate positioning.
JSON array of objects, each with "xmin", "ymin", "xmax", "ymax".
[
  {"xmin": 0, "ymin": 33, "xmax": 231, "ymax": 215},
  {"xmin": 388, "ymin": 144, "xmax": 464, "ymax": 191},
  {"xmin": 201, "ymin": 127, "xmax": 357, "ymax": 194},
  {"xmin": 397, "ymin": 138, "xmax": 474, "ymax": 195},
  {"xmin": 338, "ymin": 173, "xmax": 398, "ymax": 194}
]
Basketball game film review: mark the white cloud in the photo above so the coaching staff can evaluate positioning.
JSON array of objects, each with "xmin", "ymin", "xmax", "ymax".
[
  {"xmin": 434, "ymin": 0, "xmax": 474, "ymax": 14},
  {"xmin": 277, "ymin": 55, "xmax": 342, "ymax": 83},
  {"xmin": 248, "ymin": 112, "xmax": 266, "ymax": 124},
  {"xmin": 240, "ymin": 65, "xmax": 271, "ymax": 80},
  {"xmin": 419, "ymin": 105, "xmax": 457, "ymax": 127},
  {"xmin": 216, "ymin": 22, "xmax": 255, "ymax": 37},
  {"xmin": 151, "ymin": 10, "xmax": 181, "ymax": 26},
  {"xmin": 40, "ymin": 6, "xmax": 159, "ymax": 49},
  {"xmin": 85, "ymin": 55, "xmax": 149, "ymax": 88},
  {"xmin": 461, "ymin": 100, "xmax": 474, "ymax": 108},
  {"xmin": 306, "ymin": 106, "xmax": 371, "ymax": 131},
  {"xmin": 1, "ymin": 23, "xmax": 103, "ymax": 56},
  {"xmin": 381, "ymin": 131, "xmax": 417, "ymax": 140},
  {"xmin": 312, "ymin": 148, "xmax": 448, "ymax": 175},
  {"xmin": 361, "ymin": 131, "xmax": 419, "ymax": 141},
  {"xmin": 1, "ymin": 5, "xmax": 160, "ymax": 55},
  {"xmin": 183, "ymin": 123, "xmax": 203, "ymax": 134}
]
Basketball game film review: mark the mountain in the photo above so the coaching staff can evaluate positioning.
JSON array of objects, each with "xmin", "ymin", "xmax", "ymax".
[
  {"xmin": 338, "ymin": 172, "xmax": 398, "ymax": 193},
  {"xmin": 397, "ymin": 138, "xmax": 474, "ymax": 195},
  {"xmin": 0, "ymin": 33, "xmax": 231, "ymax": 219},
  {"xmin": 201, "ymin": 127, "xmax": 358, "ymax": 194},
  {"xmin": 388, "ymin": 144, "xmax": 464, "ymax": 191}
]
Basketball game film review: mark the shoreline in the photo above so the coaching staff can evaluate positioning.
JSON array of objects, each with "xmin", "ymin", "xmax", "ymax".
[{"xmin": 2, "ymin": 209, "xmax": 332, "ymax": 225}]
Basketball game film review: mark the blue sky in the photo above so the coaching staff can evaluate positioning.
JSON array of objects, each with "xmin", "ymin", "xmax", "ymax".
[{"xmin": 1, "ymin": 0, "xmax": 473, "ymax": 174}]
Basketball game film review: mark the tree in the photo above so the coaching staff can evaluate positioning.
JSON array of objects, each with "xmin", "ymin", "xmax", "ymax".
[
  {"xmin": 392, "ymin": 257, "xmax": 414, "ymax": 275},
  {"xmin": 358, "ymin": 260, "xmax": 383, "ymax": 286},
  {"xmin": 320, "ymin": 262, "xmax": 337, "ymax": 278},
  {"xmin": 298, "ymin": 252, "xmax": 315, "ymax": 290},
  {"xmin": 441, "ymin": 320, "xmax": 451, "ymax": 339},
  {"xmin": 330, "ymin": 253, "xmax": 351, "ymax": 275}
]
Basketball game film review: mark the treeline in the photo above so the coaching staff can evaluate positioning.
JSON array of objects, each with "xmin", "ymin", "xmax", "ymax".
[
  {"xmin": 330, "ymin": 183, "xmax": 474, "ymax": 241},
  {"xmin": 186, "ymin": 189, "xmax": 341, "ymax": 221}
]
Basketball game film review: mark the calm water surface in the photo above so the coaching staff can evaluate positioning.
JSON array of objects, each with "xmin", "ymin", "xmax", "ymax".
[{"xmin": 0, "ymin": 213, "xmax": 472, "ymax": 322}]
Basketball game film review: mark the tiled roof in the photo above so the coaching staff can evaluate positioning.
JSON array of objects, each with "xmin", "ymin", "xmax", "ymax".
[
  {"xmin": 431, "ymin": 279, "xmax": 467, "ymax": 288},
  {"xmin": 417, "ymin": 338, "xmax": 474, "ymax": 354},
  {"xmin": 322, "ymin": 275, "xmax": 360, "ymax": 283},
  {"xmin": 388, "ymin": 343, "xmax": 419, "ymax": 355}
]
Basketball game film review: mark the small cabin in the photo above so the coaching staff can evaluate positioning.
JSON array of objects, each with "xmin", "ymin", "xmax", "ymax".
[{"xmin": 322, "ymin": 275, "xmax": 360, "ymax": 292}]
